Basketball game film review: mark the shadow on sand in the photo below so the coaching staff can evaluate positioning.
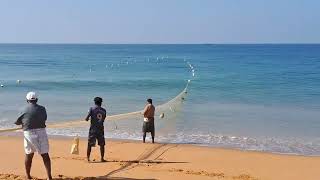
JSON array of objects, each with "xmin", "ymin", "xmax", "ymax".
[
  {"xmin": 53, "ymin": 177, "xmax": 156, "ymax": 180},
  {"xmin": 97, "ymin": 144, "xmax": 187, "ymax": 179},
  {"xmin": 0, "ymin": 144, "xmax": 186, "ymax": 180},
  {"xmin": 89, "ymin": 159, "xmax": 187, "ymax": 164}
]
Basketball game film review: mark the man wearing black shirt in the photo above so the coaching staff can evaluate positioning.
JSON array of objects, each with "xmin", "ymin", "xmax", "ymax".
[{"xmin": 85, "ymin": 97, "xmax": 107, "ymax": 162}]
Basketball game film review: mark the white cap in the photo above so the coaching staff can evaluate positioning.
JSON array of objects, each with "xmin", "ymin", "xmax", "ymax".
[{"xmin": 26, "ymin": 92, "xmax": 38, "ymax": 101}]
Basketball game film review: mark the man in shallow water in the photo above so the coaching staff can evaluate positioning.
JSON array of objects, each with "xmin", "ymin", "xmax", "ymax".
[
  {"xmin": 15, "ymin": 92, "xmax": 52, "ymax": 180},
  {"xmin": 85, "ymin": 97, "xmax": 107, "ymax": 162},
  {"xmin": 142, "ymin": 98, "xmax": 156, "ymax": 143}
]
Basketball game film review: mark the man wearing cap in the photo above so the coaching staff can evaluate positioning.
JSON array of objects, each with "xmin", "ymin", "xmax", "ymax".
[
  {"xmin": 15, "ymin": 92, "xmax": 52, "ymax": 180},
  {"xmin": 142, "ymin": 98, "xmax": 155, "ymax": 143},
  {"xmin": 85, "ymin": 97, "xmax": 107, "ymax": 162}
]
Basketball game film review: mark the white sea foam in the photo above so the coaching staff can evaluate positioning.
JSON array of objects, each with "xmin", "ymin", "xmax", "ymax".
[{"xmin": 44, "ymin": 127, "xmax": 320, "ymax": 156}]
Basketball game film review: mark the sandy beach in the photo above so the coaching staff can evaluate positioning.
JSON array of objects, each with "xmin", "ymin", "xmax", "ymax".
[
  {"xmin": 0, "ymin": 135, "xmax": 319, "ymax": 180},
  {"xmin": 1, "ymin": 0, "xmax": 320, "ymax": 179}
]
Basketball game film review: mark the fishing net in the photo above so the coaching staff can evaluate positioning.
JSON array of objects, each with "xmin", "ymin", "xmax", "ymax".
[
  {"xmin": 0, "ymin": 59, "xmax": 194, "ymax": 133},
  {"xmin": 0, "ymin": 79, "xmax": 191, "ymax": 133},
  {"xmin": 47, "ymin": 80, "xmax": 190, "ymax": 129}
]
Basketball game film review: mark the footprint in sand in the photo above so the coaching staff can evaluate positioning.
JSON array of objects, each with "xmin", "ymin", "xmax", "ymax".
[
  {"xmin": 232, "ymin": 174, "xmax": 258, "ymax": 180},
  {"xmin": 170, "ymin": 168, "xmax": 225, "ymax": 178}
]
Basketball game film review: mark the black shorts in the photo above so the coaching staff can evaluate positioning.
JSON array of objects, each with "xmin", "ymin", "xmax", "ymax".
[
  {"xmin": 142, "ymin": 118, "xmax": 155, "ymax": 133},
  {"xmin": 88, "ymin": 127, "xmax": 105, "ymax": 147}
]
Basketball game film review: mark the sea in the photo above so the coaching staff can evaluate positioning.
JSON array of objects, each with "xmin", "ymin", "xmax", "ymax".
[{"xmin": 0, "ymin": 44, "xmax": 320, "ymax": 156}]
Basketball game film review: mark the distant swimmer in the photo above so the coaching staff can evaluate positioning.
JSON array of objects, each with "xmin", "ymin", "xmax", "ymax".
[
  {"xmin": 15, "ymin": 92, "xmax": 52, "ymax": 180},
  {"xmin": 85, "ymin": 97, "xmax": 107, "ymax": 162},
  {"xmin": 0, "ymin": 84, "xmax": 4, "ymax": 87},
  {"xmin": 142, "ymin": 98, "xmax": 155, "ymax": 143},
  {"xmin": 17, "ymin": 80, "xmax": 21, "ymax": 84}
]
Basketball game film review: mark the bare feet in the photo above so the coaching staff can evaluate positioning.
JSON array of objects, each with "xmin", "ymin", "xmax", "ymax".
[{"xmin": 101, "ymin": 159, "xmax": 107, "ymax": 162}]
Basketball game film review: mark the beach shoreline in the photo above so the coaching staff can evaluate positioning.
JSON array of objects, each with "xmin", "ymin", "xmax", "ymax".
[
  {"xmin": 0, "ymin": 135, "xmax": 319, "ymax": 180},
  {"xmin": 3, "ymin": 131, "xmax": 319, "ymax": 158}
]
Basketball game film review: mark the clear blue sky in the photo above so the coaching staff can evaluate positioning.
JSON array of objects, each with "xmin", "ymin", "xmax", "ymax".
[{"xmin": 0, "ymin": 0, "xmax": 319, "ymax": 44}]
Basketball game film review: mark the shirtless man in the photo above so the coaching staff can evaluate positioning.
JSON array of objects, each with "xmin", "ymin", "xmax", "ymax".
[{"xmin": 142, "ymin": 98, "xmax": 155, "ymax": 143}]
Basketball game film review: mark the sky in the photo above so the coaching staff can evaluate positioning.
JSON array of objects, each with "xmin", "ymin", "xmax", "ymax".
[{"xmin": 0, "ymin": 0, "xmax": 319, "ymax": 44}]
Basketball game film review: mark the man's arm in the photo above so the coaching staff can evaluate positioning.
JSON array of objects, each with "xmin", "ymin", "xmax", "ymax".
[
  {"xmin": 143, "ymin": 105, "xmax": 149, "ymax": 117},
  {"xmin": 44, "ymin": 107, "xmax": 47, "ymax": 122},
  {"xmin": 103, "ymin": 109, "xmax": 107, "ymax": 122},
  {"xmin": 15, "ymin": 113, "xmax": 24, "ymax": 125},
  {"xmin": 85, "ymin": 108, "xmax": 91, "ymax": 121}
]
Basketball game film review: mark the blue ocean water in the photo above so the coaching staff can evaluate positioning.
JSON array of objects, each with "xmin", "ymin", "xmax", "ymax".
[{"xmin": 1, "ymin": 44, "xmax": 320, "ymax": 155}]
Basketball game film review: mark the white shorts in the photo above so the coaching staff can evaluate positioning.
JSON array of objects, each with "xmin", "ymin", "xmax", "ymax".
[{"xmin": 24, "ymin": 128, "xmax": 49, "ymax": 155}]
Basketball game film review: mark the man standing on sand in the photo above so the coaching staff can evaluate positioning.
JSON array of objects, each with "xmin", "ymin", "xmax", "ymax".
[
  {"xmin": 15, "ymin": 92, "xmax": 52, "ymax": 180},
  {"xmin": 85, "ymin": 97, "xmax": 107, "ymax": 162},
  {"xmin": 142, "ymin": 98, "xmax": 155, "ymax": 143}
]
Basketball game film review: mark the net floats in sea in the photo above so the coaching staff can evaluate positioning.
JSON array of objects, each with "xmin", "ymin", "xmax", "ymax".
[{"xmin": 160, "ymin": 113, "xmax": 165, "ymax": 119}]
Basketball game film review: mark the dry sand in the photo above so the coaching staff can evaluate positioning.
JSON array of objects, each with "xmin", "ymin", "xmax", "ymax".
[{"xmin": 0, "ymin": 135, "xmax": 319, "ymax": 180}]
